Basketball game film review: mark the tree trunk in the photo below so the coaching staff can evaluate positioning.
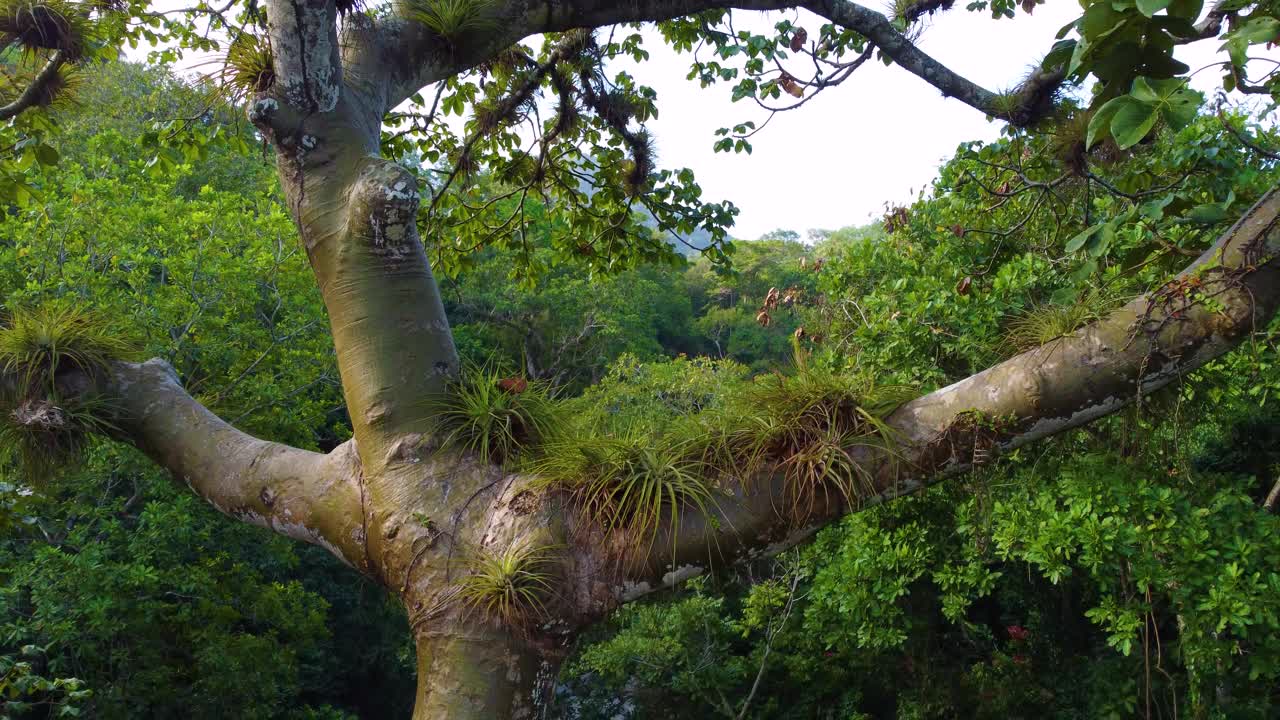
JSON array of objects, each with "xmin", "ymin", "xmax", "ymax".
[{"xmin": 412, "ymin": 614, "xmax": 558, "ymax": 720}]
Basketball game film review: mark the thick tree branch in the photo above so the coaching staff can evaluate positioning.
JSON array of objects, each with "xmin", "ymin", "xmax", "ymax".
[
  {"xmin": 0, "ymin": 51, "xmax": 66, "ymax": 122},
  {"xmin": 109, "ymin": 359, "xmax": 369, "ymax": 570},
  {"xmin": 372, "ymin": 0, "xmax": 1021, "ymax": 120},
  {"xmin": 804, "ymin": 0, "xmax": 1007, "ymax": 118},
  {"xmin": 372, "ymin": 1, "xmax": 798, "ymax": 109},
  {"xmin": 612, "ymin": 183, "xmax": 1280, "ymax": 605}
]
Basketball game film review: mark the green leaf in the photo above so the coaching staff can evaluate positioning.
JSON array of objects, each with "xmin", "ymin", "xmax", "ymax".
[
  {"xmin": 1111, "ymin": 100, "xmax": 1158, "ymax": 148},
  {"xmin": 1088, "ymin": 96, "xmax": 1131, "ymax": 148},
  {"xmin": 1066, "ymin": 223, "xmax": 1102, "ymax": 253},
  {"xmin": 1140, "ymin": 194, "xmax": 1174, "ymax": 220},
  {"xmin": 1183, "ymin": 191, "xmax": 1236, "ymax": 224},
  {"xmin": 1136, "ymin": 0, "xmax": 1171, "ymax": 18},
  {"xmin": 1088, "ymin": 221, "xmax": 1116, "ymax": 258},
  {"xmin": 1128, "ymin": 77, "xmax": 1203, "ymax": 130},
  {"xmin": 1043, "ymin": 38, "xmax": 1077, "ymax": 71},
  {"xmin": 34, "ymin": 144, "xmax": 59, "ymax": 166},
  {"xmin": 1166, "ymin": 0, "xmax": 1202, "ymax": 19},
  {"xmin": 1071, "ymin": 258, "xmax": 1100, "ymax": 282},
  {"xmin": 1160, "ymin": 86, "xmax": 1203, "ymax": 129},
  {"xmin": 1130, "ymin": 76, "xmax": 1164, "ymax": 103},
  {"xmin": 1233, "ymin": 16, "xmax": 1280, "ymax": 43}
]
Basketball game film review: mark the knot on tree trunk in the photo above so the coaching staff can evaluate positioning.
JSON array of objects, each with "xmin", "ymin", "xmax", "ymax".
[
  {"xmin": 348, "ymin": 159, "xmax": 421, "ymax": 255},
  {"xmin": 247, "ymin": 94, "xmax": 305, "ymax": 146}
]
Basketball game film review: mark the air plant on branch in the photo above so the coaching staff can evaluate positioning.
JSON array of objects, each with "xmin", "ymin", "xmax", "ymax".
[
  {"xmin": 425, "ymin": 363, "xmax": 559, "ymax": 465},
  {"xmin": 1001, "ymin": 290, "xmax": 1119, "ymax": 355},
  {"xmin": 406, "ymin": 0, "xmax": 497, "ymax": 41},
  {"xmin": 0, "ymin": 60, "xmax": 80, "ymax": 109},
  {"xmin": 0, "ymin": 0, "xmax": 92, "ymax": 60},
  {"xmin": 458, "ymin": 541, "xmax": 558, "ymax": 627},
  {"xmin": 710, "ymin": 368, "xmax": 914, "ymax": 524},
  {"xmin": 530, "ymin": 429, "xmax": 713, "ymax": 563},
  {"xmin": 0, "ymin": 305, "xmax": 134, "ymax": 481},
  {"xmin": 204, "ymin": 31, "xmax": 275, "ymax": 107}
]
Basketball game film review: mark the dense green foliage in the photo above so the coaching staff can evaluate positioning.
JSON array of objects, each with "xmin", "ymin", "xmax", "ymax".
[
  {"xmin": 553, "ymin": 108, "xmax": 1280, "ymax": 719},
  {"xmin": 0, "ymin": 62, "xmax": 413, "ymax": 720},
  {"xmin": 3, "ymin": 51, "xmax": 1280, "ymax": 719}
]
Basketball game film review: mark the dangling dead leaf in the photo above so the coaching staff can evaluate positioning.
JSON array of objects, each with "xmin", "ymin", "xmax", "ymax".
[
  {"xmin": 790, "ymin": 28, "xmax": 808, "ymax": 52},
  {"xmin": 779, "ymin": 74, "xmax": 804, "ymax": 99}
]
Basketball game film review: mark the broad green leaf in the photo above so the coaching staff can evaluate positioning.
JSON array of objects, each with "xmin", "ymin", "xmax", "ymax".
[
  {"xmin": 1111, "ymin": 100, "xmax": 1158, "ymax": 148},
  {"xmin": 1166, "ymin": 0, "xmax": 1202, "ymax": 18},
  {"xmin": 1184, "ymin": 191, "xmax": 1236, "ymax": 224},
  {"xmin": 1136, "ymin": 0, "xmax": 1171, "ymax": 18},
  {"xmin": 1066, "ymin": 223, "xmax": 1101, "ymax": 253},
  {"xmin": 1160, "ymin": 86, "xmax": 1203, "ymax": 129},
  {"xmin": 34, "ymin": 144, "xmax": 59, "ymax": 166},
  {"xmin": 1233, "ymin": 16, "xmax": 1280, "ymax": 43},
  {"xmin": 1088, "ymin": 221, "xmax": 1115, "ymax": 258},
  {"xmin": 1140, "ymin": 194, "xmax": 1174, "ymax": 220},
  {"xmin": 1130, "ymin": 76, "xmax": 1165, "ymax": 103},
  {"xmin": 1088, "ymin": 95, "xmax": 1131, "ymax": 148}
]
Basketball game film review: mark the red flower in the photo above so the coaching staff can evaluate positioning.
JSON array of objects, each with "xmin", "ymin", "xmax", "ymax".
[
  {"xmin": 497, "ymin": 377, "xmax": 528, "ymax": 394},
  {"xmin": 1006, "ymin": 625, "xmax": 1030, "ymax": 642}
]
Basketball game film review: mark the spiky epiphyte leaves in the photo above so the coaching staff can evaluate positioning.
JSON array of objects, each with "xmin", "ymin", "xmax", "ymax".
[
  {"xmin": 713, "ymin": 369, "xmax": 914, "ymax": 524},
  {"xmin": 998, "ymin": 66, "xmax": 1067, "ymax": 128},
  {"xmin": 426, "ymin": 365, "xmax": 558, "ymax": 465},
  {"xmin": 1048, "ymin": 109, "xmax": 1091, "ymax": 176},
  {"xmin": 217, "ymin": 32, "xmax": 274, "ymax": 104},
  {"xmin": 0, "ymin": 305, "xmax": 135, "ymax": 393},
  {"xmin": 546, "ymin": 96, "xmax": 580, "ymax": 143},
  {"xmin": 890, "ymin": 0, "xmax": 954, "ymax": 26},
  {"xmin": 472, "ymin": 66, "xmax": 540, "ymax": 134},
  {"xmin": 531, "ymin": 430, "xmax": 712, "ymax": 561},
  {"xmin": 592, "ymin": 89, "xmax": 638, "ymax": 131},
  {"xmin": 543, "ymin": 69, "xmax": 581, "ymax": 145},
  {"xmin": 0, "ymin": 305, "xmax": 134, "ymax": 481},
  {"xmin": 406, "ymin": 0, "xmax": 496, "ymax": 41},
  {"xmin": 573, "ymin": 67, "xmax": 656, "ymax": 198},
  {"xmin": 0, "ymin": 60, "xmax": 80, "ymax": 109},
  {"xmin": 553, "ymin": 28, "xmax": 592, "ymax": 59},
  {"xmin": 1001, "ymin": 291, "xmax": 1116, "ymax": 354},
  {"xmin": 623, "ymin": 129, "xmax": 656, "ymax": 198},
  {"xmin": 0, "ymin": 395, "xmax": 118, "ymax": 480},
  {"xmin": 458, "ymin": 541, "xmax": 558, "ymax": 627},
  {"xmin": 0, "ymin": 0, "xmax": 91, "ymax": 59}
]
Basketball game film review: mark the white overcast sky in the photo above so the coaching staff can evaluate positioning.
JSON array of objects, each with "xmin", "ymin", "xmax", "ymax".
[
  {"xmin": 143, "ymin": 2, "xmax": 1267, "ymax": 240},
  {"xmin": 616, "ymin": 5, "xmax": 1249, "ymax": 239}
]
